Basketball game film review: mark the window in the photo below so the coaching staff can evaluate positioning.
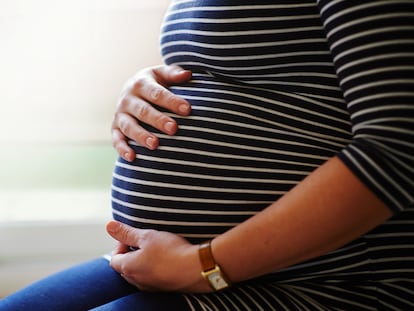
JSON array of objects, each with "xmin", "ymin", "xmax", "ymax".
[
  {"xmin": 0, "ymin": 0, "xmax": 169, "ymax": 222},
  {"xmin": 0, "ymin": 0, "xmax": 170, "ymax": 296}
]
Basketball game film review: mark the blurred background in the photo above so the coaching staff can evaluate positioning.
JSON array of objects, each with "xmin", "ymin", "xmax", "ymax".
[{"xmin": 0, "ymin": 0, "xmax": 169, "ymax": 296}]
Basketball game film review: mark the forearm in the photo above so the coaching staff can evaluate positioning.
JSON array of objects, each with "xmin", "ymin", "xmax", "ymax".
[{"xmin": 212, "ymin": 156, "xmax": 392, "ymax": 283}]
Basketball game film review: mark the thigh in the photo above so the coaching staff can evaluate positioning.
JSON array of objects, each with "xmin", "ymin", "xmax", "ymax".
[
  {"xmin": 0, "ymin": 257, "xmax": 137, "ymax": 311},
  {"xmin": 91, "ymin": 292, "xmax": 191, "ymax": 311}
]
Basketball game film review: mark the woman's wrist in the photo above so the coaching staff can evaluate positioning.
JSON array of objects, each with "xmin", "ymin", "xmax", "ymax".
[
  {"xmin": 179, "ymin": 243, "xmax": 213, "ymax": 293},
  {"xmin": 198, "ymin": 240, "xmax": 232, "ymax": 291}
]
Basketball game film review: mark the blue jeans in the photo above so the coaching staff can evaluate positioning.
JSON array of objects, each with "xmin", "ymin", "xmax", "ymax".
[{"xmin": 0, "ymin": 258, "xmax": 190, "ymax": 311}]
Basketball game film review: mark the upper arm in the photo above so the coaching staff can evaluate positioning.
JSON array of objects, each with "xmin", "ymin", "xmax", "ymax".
[{"xmin": 317, "ymin": 0, "xmax": 414, "ymax": 213}]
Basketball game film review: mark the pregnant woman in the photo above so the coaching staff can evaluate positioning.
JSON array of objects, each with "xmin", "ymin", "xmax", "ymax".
[{"xmin": 1, "ymin": 1, "xmax": 413, "ymax": 310}]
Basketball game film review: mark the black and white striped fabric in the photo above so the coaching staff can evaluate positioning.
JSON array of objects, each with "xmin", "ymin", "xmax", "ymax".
[{"xmin": 112, "ymin": 0, "xmax": 414, "ymax": 309}]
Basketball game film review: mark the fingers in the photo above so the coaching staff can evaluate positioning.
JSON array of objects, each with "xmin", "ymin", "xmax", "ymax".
[
  {"xmin": 110, "ymin": 252, "xmax": 136, "ymax": 282},
  {"xmin": 111, "ymin": 128, "xmax": 136, "ymax": 162},
  {"xmin": 121, "ymin": 94, "xmax": 179, "ymax": 136},
  {"xmin": 107, "ymin": 221, "xmax": 148, "ymax": 287},
  {"xmin": 131, "ymin": 78, "xmax": 191, "ymax": 118},
  {"xmin": 152, "ymin": 64, "xmax": 193, "ymax": 88},
  {"xmin": 106, "ymin": 221, "xmax": 140, "ymax": 247},
  {"xmin": 114, "ymin": 241, "xmax": 130, "ymax": 254},
  {"xmin": 133, "ymin": 65, "xmax": 191, "ymax": 117},
  {"xmin": 111, "ymin": 65, "xmax": 192, "ymax": 159},
  {"xmin": 107, "ymin": 222, "xmax": 207, "ymax": 292},
  {"xmin": 111, "ymin": 107, "xmax": 160, "ymax": 160}
]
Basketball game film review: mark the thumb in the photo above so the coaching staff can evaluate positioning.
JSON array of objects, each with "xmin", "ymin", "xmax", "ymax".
[
  {"xmin": 106, "ymin": 221, "xmax": 139, "ymax": 248},
  {"xmin": 155, "ymin": 65, "xmax": 192, "ymax": 84},
  {"xmin": 171, "ymin": 67, "xmax": 192, "ymax": 83}
]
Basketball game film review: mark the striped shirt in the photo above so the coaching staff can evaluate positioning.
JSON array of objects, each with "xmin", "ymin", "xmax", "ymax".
[{"xmin": 112, "ymin": 0, "xmax": 414, "ymax": 309}]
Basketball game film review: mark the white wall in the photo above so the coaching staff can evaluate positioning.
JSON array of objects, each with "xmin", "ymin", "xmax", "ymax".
[
  {"xmin": 0, "ymin": 222, "xmax": 114, "ymax": 297},
  {"xmin": 0, "ymin": 0, "xmax": 170, "ymax": 297}
]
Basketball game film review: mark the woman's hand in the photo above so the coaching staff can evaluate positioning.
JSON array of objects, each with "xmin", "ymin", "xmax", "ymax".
[
  {"xmin": 112, "ymin": 65, "xmax": 192, "ymax": 162},
  {"xmin": 106, "ymin": 221, "xmax": 212, "ymax": 293}
]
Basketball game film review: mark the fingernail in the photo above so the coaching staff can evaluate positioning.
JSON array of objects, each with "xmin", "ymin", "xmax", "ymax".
[
  {"xmin": 175, "ymin": 68, "xmax": 187, "ymax": 75},
  {"xmin": 179, "ymin": 104, "xmax": 190, "ymax": 114},
  {"xmin": 164, "ymin": 121, "xmax": 175, "ymax": 133},
  {"xmin": 107, "ymin": 221, "xmax": 120, "ymax": 234},
  {"xmin": 146, "ymin": 136, "xmax": 156, "ymax": 149}
]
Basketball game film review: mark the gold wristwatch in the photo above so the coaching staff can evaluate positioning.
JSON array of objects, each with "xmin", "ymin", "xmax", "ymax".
[{"xmin": 199, "ymin": 240, "xmax": 231, "ymax": 291}]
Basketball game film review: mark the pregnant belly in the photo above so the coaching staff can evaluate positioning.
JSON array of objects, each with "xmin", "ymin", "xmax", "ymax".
[{"xmin": 111, "ymin": 76, "xmax": 350, "ymax": 243}]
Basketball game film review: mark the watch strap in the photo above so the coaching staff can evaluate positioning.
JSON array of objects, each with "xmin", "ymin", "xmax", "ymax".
[
  {"xmin": 199, "ymin": 240, "xmax": 216, "ymax": 271},
  {"xmin": 198, "ymin": 240, "xmax": 231, "ymax": 291}
]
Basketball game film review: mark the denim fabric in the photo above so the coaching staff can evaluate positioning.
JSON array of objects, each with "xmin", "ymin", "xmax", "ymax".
[{"xmin": 0, "ymin": 258, "xmax": 189, "ymax": 311}]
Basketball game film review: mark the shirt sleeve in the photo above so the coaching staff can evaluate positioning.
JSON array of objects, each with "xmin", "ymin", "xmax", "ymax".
[{"xmin": 316, "ymin": 0, "xmax": 414, "ymax": 213}]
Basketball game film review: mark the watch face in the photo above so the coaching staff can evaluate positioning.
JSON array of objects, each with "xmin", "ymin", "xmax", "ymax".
[{"xmin": 208, "ymin": 271, "xmax": 229, "ymax": 290}]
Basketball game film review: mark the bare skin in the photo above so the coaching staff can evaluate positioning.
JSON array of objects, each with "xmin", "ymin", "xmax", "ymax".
[
  {"xmin": 107, "ymin": 65, "xmax": 392, "ymax": 293},
  {"xmin": 111, "ymin": 65, "xmax": 192, "ymax": 161}
]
